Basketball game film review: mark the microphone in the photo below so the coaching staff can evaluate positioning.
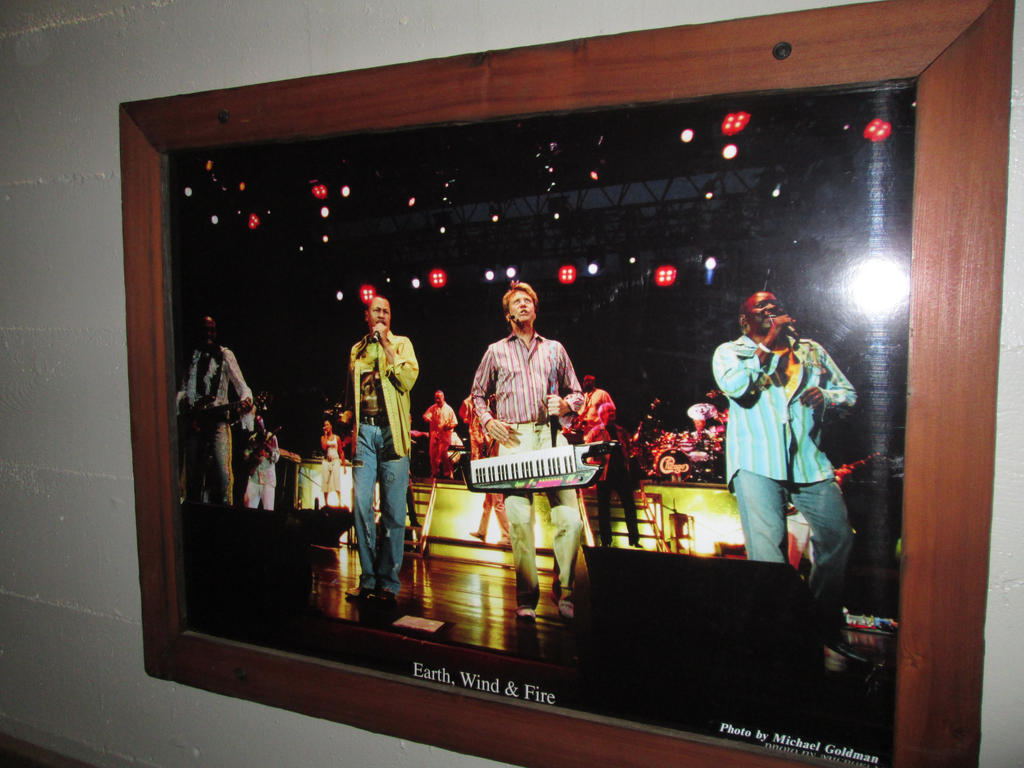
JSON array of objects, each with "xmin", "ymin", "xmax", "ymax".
[
  {"xmin": 372, "ymin": 331, "xmax": 381, "ymax": 343},
  {"xmin": 767, "ymin": 311, "xmax": 798, "ymax": 343}
]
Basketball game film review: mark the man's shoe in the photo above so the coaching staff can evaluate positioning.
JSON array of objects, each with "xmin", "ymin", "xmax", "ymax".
[
  {"xmin": 375, "ymin": 588, "xmax": 398, "ymax": 604},
  {"xmin": 515, "ymin": 606, "xmax": 536, "ymax": 621},
  {"xmin": 345, "ymin": 586, "xmax": 373, "ymax": 602},
  {"xmin": 557, "ymin": 600, "xmax": 575, "ymax": 620}
]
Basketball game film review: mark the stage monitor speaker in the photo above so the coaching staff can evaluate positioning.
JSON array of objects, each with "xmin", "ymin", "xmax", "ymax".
[
  {"xmin": 181, "ymin": 502, "xmax": 312, "ymax": 643},
  {"xmin": 579, "ymin": 547, "xmax": 822, "ymax": 730}
]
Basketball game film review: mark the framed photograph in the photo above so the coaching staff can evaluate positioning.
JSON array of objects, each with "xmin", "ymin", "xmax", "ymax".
[{"xmin": 120, "ymin": 1, "xmax": 1010, "ymax": 766}]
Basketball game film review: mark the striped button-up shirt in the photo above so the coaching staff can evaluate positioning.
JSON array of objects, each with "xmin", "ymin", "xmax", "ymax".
[
  {"xmin": 712, "ymin": 335, "xmax": 856, "ymax": 485},
  {"xmin": 471, "ymin": 333, "xmax": 583, "ymax": 428}
]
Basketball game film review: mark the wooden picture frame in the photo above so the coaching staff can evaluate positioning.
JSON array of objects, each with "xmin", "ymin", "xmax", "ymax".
[{"xmin": 119, "ymin": 1, "xmax": 1011, "ymax": 766}]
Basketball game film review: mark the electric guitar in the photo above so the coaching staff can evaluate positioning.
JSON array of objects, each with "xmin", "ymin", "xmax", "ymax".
[{"xmin": 178, "ymin": 395, "xmax": 255, "ymax": 433}]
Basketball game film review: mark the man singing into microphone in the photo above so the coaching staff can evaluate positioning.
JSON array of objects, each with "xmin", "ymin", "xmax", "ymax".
[
  {"xmin": 342, "ymin": 295, "xmax": 418, "ymax": 604},
  {"xmin": 712, "ymin": 291, "xmax": 858, "ymax": 665},
  {"xmin": 470, "ymin": 282, "xmax": 584, "ymax": 621}
]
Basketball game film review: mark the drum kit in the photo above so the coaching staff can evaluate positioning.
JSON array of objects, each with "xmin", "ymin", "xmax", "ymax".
[{"xmin": 631, "ymin": 400, "xmax": 726, "ymax": 483}]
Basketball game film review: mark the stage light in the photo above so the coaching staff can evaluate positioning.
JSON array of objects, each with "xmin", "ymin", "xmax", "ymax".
[
  {"xmin": 238, "ymin": 182, "xmax": 246, "ymax": 191},
  {"xmin": 439, "ymin": 225, "xmax": 447, "ymax": 234},
  {"xmin": 722, "ymin": 144, "xmax": 738, "ymax": 160},
  {"xmin": 184, "ymin": 187, "xmax": 192, "ymax": 197},
  {"xmin": 335, "ymin": 290, "xmax": 344, "ymax": 301},
  {"xmin": 205, "ymin": 160, "xmax": 213, "ymax": 171},
  {"xmin": 586, "ymin": 262, "xmax": 599, "ymax": 276},
  {"xmin": 312, "ymin": 183, "xmax": 328, "ymax": 199},
  {"xmin": 558, "ymin": 265, "xmax": 577, "ymax": 284},
  {"xmin": 549, "ymin": 197, "xmax": 570, "ymax": 221},
  {"xmin": 322, "ymin": 235, "xmax": 329, "ymax": 243},
  {"xmin": 359, "ymin": 285, "xmax": 376, "ymax": 304},
  {"xmin": 429, "ymin": 269, "xmax": 447, "ymax": 288},
  {"xmin": 211, "ymin": 215, "xmax": 219, "ymax": 225},
  {"xmin": 721, "ymin": 112, "xmax": 751, "ymax": 136},
  {"xmin": 680, "ymin": 128, "xmax": 694, "ymax": 143},
  {"xmin": 590, "ymin": 170, "xmax": 599, "ymax": 181},
  {"xmin": 320, "ymin": 206, "xmax": 330, "ymax": 218},
  {"xmin": 341, "ymin": 185, "xmax": 351, "ymax": 198},
  {"xmin": 491, "ymin": 213, "xmax": 500, "ymax": 223},
  {"xmin": 863, "ymin": 118, "xmax": 892, "ymax": 142},
  {"xmin": 505, "ymin": 266, "xmax": 517, "ymax": 279},
  {"xmin": 411, "ymin": 277, "xmax": 422, "ymax": 289},
  {"xmin": 408, "ymin": 196, "xmax": 416, "ymax": 207},
  {"xmin": 704, "ymin": 256, "xmax": 717, "ymax": 286},
  {"xmin": 484, "ymin": 269, "xmax": 495, "ymax": 282},
  {"xmin": 247, "ymin": 213, "xmax": 260, "ymax": 229},
  {"xmin": 628, "ymin": 256, "xmax": 636, "ymax": 264},
  {"xmin": 772, "ymin": 184, "xmax": 782, "ymax": 198},
  {"xmin": 654, "ymin": 265, "xmax": 677, "ymax": 286},
  {"xmin": 705, "ymin": 190, "xmax": 714, "ymax": 200}
]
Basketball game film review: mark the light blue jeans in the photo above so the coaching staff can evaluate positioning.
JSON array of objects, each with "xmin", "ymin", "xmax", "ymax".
[
  {"xmin": 352, "ymin": 424, "xmax": 409, "ymax": 595},
  {"xmin": 501, "ymin": 423, "xmax": 583, "ymax": 609},
  {"xmin": 732, "ymin": 469, "xmax": 852, "ymax": 638}
]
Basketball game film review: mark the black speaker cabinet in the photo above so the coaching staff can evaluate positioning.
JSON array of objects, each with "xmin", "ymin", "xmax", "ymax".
[{"xmin": 579, "ymin": 547, "xmax": 823, "ymax": 731}]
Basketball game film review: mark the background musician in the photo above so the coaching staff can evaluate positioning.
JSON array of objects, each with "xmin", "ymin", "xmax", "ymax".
[
  {"xmin": 571, "ymin": 374, "xmax": 614, "ymax": 442},
  {"xmin": 470, "ymin": 281, "xmax": 583, "ymax": 621},
  {"xmin": 177, "ymin": 315, "xmax": 254, "ymax": 505},
  {"xmin": 320, "ymin": 419, "xmax": 345, "ymax": 506},
  {"xmin": 461, "ymin": 394, "xmax": 510, "ymax": 546},
  {"xmin": 585, "ymin": 402, "xmax": 640, "ymax": 548},
  {"xmin": 243, "ymin": 414, "xmax": 279, "ymax": 510},
  {"xmin": 422, "ymin": 389, "xmax": 458, "ymax": 478},
  {"xmin": 712, "ymin": 291, "xmax": 858, "ymax": 665}
]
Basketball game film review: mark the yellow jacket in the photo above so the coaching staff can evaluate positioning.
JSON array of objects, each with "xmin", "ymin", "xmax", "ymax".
[{"xmin": 347, "ymin": 331, "xmax": 419, "ymax": 457}]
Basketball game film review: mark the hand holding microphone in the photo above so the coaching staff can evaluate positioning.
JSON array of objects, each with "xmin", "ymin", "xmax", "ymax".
[{"xmin": 765, "ymin": 309, "xmax": 798, "ymax": 347}]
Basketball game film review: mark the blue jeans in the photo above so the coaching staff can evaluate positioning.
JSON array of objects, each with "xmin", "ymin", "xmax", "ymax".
[
  {"xmin": 732, "ymin": 469, "xmax": 852, "ymax": 638},
  {"xmin": 352, "ymin": 424, "xmax": 409, "ymax": 595}
]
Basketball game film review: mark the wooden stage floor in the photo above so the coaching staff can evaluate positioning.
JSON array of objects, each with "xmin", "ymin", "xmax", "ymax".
[{"xmin": 306, "ymin": 543, "xmax": 580, "ymax": 667}]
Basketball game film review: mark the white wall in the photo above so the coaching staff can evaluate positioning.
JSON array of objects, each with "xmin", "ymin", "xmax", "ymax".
[{"xmin": 1, "ymin": 1, "xmax": 1020, "ymax": 766}]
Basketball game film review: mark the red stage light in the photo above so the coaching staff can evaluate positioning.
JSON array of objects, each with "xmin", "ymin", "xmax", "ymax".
[
  {"xmin": 863, "ymin": 118, "xmax": 892, "ymax": 142},
  {"xmin": 721, "ymin": 112, "xmax": 751, "ymax": 136},
  {"xmin": 312, "ymin": 183, "xmax": 328, "ymax": 199},
  {"xmin": 654, "ymin": 265, "xmax": 677, "ymax": 286},
  {"xmin": 589, "ymin": 170, "xmax": 599, "ymax": 181},
  {"xmin": 429, "ymin": 269, "xmax": 447, "ymax": 288},
  {"xmin": 247, "ymin": 213, "xmax": 260, "ymax": 229},
  {"xmin": 558, "ymin": 265, "xmax": 577, "ymax": 284},
  {"xmin": 359, "ymin": 285, "xmax": 376, "ymax": 304}
]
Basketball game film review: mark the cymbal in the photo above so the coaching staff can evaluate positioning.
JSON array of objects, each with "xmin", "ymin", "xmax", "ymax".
[{"xmin": 687, "ymin": 402, "xmax": 718, "ymax": 420}]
